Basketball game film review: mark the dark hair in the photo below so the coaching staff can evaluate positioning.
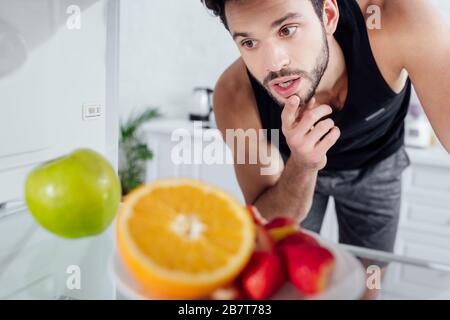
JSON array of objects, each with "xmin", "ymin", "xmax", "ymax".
[{"xmin": 201, "ymin": 0, "xmax": 325, "ymax": 30}]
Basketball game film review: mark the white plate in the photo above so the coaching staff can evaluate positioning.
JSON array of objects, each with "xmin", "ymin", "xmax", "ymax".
[{"xmin": 110, "ymin": 233, "xmax": 366, "ymax": 300}]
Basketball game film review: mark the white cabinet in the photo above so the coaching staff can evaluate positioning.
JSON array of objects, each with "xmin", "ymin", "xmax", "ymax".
[
  {"xmin": 399, "ymin": 145, "xmax": 450, "ymax": 248},
  {"xmin": 318, "ymin": 144, "xmax": 450, "ymax": 297},
  {"xmin": 384, "ymin": 231, "xmax": 450, "ymax": 298},
  {"xmin": 381, "ymin": 144, "xmax": 450, "ymax": 297},
  {"xmin": 142, "ymin": 119, "xmax": 244, "ymax": 203},
  {"xmin": 320, "ymin": 144, "xmax": 450, "ymax": 244}
]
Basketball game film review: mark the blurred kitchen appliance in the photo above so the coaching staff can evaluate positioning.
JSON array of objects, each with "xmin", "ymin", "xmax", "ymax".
[
  {"xmin": 189, "ymin": 87, "xmax": 214, "ymax": 127},
  {"xmin": 405, "ymin": 103, "xmax": 435, "ymax": 148}
]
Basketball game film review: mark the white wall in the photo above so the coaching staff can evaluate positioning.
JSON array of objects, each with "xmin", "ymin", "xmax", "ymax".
[
  {"xmin": 433, "ymin": 0, "xmax": 450, "ymax": 21},
  {"xmin": 119, "ymin": 0, "xmax": 239, "ymax": 119}
]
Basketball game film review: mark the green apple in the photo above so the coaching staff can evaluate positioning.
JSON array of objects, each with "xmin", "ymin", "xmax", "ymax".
[{"xmin": 25, "ymin": 148, "xmax": 122, "ymax": 239}]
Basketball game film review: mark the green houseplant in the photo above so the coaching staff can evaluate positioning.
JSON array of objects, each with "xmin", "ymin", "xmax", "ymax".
[{"xmin": 119, "ymin": 108, "xmax": 160, "ymax": 196}]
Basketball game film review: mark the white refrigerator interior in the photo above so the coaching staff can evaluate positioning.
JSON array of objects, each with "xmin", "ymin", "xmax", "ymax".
[{"xmin": 0, "ymin": 0, "xmax": 119, "ymax": 299}]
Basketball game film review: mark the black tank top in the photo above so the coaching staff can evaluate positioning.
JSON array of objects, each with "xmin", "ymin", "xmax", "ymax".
[{"xmin": 247, "ymin": 0, "xmax": 411, "ymax": 171}]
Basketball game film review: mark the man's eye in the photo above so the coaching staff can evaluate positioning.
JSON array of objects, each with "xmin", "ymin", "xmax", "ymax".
[
  {"xmin": 242, "ymin": 40, "xmax": 257, "ymax": 49},
  {"xmin": 279, "ymin": 26, "xmax": 298, "ymax": 37}
]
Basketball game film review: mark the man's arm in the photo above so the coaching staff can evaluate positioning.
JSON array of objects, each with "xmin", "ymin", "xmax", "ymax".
[
  {"xmin": 251, "ymin": 156, "xmax": 318, "ymax": 224},
  {"xmin": 391, "ymin": 0, "xmax": 450, "ymax": 152},
  {"xmin": 213, "ymin": 60, "xmax": 340, "ymax": 223}
]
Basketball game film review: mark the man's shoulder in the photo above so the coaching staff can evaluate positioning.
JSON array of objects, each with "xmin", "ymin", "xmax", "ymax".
[
  {"xmin": 359, "ymin": 0, "xmax": 430, "ymax": 31},
  {"xmin": 370, "ymin": 0, "xmax": 446, "ymax": 60},
  {"xmin": 215, "ymin": 58, "xmax": 251, "ymax": 102},
  {"xmin": 360, "ymin": 0, "xmax": 436, "ymax": 78},
  {"xmin": 366, "ymin": 0, "xmax": 434, "ymax": 33},
  {"xmin": 214, "ymin": 58, "xmax": 260, "ymax": 128}
]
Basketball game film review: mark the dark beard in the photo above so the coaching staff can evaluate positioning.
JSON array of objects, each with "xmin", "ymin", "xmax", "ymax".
[{"xmin": 261, "ymin": 29, "xmax": 330, "ymax": 108}]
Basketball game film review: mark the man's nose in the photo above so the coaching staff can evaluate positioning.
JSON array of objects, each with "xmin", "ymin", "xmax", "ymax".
[{"xmin": 263, "ymin": 43, "xmax": 290, "ymax": 72}]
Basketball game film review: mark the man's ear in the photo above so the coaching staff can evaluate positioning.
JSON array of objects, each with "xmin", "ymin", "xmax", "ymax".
[{"xmin": 322, "ymin": 0, "xmax": 339, "ymax": 35}]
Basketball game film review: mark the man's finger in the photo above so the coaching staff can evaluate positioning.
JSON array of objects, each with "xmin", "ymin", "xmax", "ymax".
[
  {"xmin": 316, "ymin": 126, "xmax": 341, "ymax": 154},
  {"xmin": 296, "ymin": 104, "xmax": 333, "ymax": 137},
  {"xmin": 304, "ymin": 97, "xmax": 316, "ymax": 111},
  {"xmin": 295, "ymin": 97, "xmax": 317, "ymax": 122},
  {"xmin": 281, "ymin": 95, "xmax": 301, "ymax": 132},
  {"xmin": 305, "ymin": 118, "xmax": 335, "ymax": 149}
]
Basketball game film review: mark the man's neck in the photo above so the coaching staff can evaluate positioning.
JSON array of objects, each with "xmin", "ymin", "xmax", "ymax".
[{"xmin": 314, "ymin": 37, "xmax": 348, "ymax": 111}]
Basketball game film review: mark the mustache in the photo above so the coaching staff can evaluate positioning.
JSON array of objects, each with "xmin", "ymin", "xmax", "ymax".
[{"xmin": 263, "ymin": 69, "xmax": 314, "ymax": 87}]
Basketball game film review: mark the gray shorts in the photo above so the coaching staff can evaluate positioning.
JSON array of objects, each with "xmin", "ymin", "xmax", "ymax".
[{"xmin": 301, "ymin": 146, "xmax": 411, "ymax": 253}]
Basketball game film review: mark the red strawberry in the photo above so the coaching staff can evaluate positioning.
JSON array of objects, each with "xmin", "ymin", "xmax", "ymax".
[
  {"xmin": 276, "ymin": 230, "xmax": 320, "ymax": 247},
  {"xmin": 265, "ymin": 216, "xmax": 296, "ymax": 229},
  {"xmin": 279, "ymin": 243, "xmax": 335, "ymax": 296},
  {"xmin": 240, "ymin": 251, "xmax": 287, "ymax": 300},
  {"xmin": 264, "ymin": 216, "xmax": 299, "ymax": 242},
  {"xmin": 238, "ymin": 215, "xmax": 287, "ymax": 300},
  {"xmin": 255, "ymin": 224, "xmax": 275, "ymax": 251}
]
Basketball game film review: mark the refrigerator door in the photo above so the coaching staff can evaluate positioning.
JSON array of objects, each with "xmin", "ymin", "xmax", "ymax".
[
  {"xmin": 0, "ymin": 0, "xmax": 119, "ymax": 300},
  {"xmin": 0, "ymin": 0, "xmax": 119, "ymax": 205}
]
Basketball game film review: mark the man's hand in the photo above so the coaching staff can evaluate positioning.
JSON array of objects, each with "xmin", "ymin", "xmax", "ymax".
[{"xmin": 281, "ymin": 96, "xmax": 341, "ymax": 170}]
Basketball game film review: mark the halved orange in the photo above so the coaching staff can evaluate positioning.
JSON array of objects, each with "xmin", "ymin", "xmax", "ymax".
[{"xmin": 116, "ymin": 178, "xmax": 255, "ymax": 299}]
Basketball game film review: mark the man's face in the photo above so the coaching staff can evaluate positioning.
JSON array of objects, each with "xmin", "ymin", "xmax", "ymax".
[{"xmin": 226, "ymin": 0, "xmax": 329, "ymax": 107}]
